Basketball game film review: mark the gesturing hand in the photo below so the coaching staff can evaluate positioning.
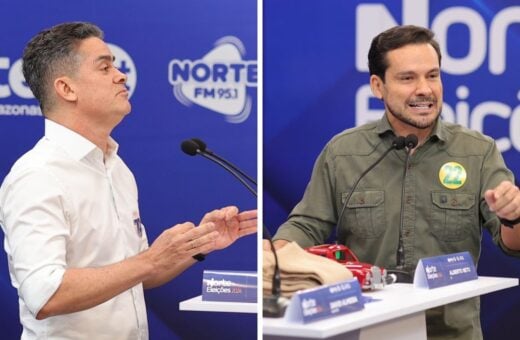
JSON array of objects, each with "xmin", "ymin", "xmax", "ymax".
[
  {"xmin": 485, "ymin": 181, "xmax": 520, "ymax": 222},
  {"xmin": 146, "ymin": 221, "xmax": 218, "ymax": 272},
  {"xmin": 199, "ymin": 206, "xmax": 257, "ymax": 252}
]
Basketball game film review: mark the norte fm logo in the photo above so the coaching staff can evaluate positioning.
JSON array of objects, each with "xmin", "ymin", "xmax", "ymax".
[{"xmin": 168, "ymin": 36, "xmax": 257, "ymax": 123}]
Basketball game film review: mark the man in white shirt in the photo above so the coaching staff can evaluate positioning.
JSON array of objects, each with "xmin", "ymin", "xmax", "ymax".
[{"xmin": 0, "ymin": 22, "xmax": 257, "ymax": 339}]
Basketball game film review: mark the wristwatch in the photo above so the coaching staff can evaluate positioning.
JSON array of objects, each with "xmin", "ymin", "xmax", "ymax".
[
  {"xmin": 500, "ymin": 217, "xmax": 520, "ymax": 228},
  {"xmin": 192, "ymin": 253, "xmax": 206, "ymax": 261}
]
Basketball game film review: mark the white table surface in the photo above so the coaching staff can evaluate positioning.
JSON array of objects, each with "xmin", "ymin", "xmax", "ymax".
[
  {"xmin": 179, "ymin": 295, "xmax": 257, "ymax": 313},
  {"xmin": 263, "ymin": 276, "xmax": 518, "ymax": 338}
]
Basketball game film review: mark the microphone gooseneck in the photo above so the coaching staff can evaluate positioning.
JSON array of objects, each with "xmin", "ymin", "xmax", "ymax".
[
  {"xmin": 337, "ymin": 136, "xmax": 406, "ymax": 226},
  {"xmin": 263, "ymin": 227, "xmax": 281, "ymax": 296},
  {"xmin": 180, "ymin": 139, "xmax": 257, "ymax": 196},
  {"xmin": 396, "ymin": 134, "xmax": 418, "ymax": 276},
  {"xmin": 262, "ymin": 225, "xmax": 288, "ymax": 318},
  {"xmin": 190, "ymin": 138, "xmax": 257, "ymax": 186}
]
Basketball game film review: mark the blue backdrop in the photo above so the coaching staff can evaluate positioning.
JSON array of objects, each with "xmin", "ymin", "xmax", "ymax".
[
  {"xmin": 264, "ymin": 0, "xmax": 520, "ymax": 338},
  {"xmin": 0, "ymin": 1, "xmax": 257, "ymax": 339}
]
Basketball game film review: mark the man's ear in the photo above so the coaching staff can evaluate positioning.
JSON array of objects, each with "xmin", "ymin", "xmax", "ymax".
[
  {"xmin": 370, "ymin": 74, "xmax": 384, "ymax": 100},
  {"xmin": 54, "ymin": 77, "xmax": 77, "ymax": 103}
]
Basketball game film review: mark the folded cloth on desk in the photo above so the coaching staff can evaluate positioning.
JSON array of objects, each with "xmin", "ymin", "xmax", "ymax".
[{"xmin": 263, "ymin": 241, "xmax": 353, "ymax": 298}]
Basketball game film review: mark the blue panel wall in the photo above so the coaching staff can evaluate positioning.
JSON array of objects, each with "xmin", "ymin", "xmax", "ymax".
[
  {"xmin": 0, "ymin": 1, "xmax": 257, "ymax": 339},
  {"xmin": 264, "ymin": 1, "xmax": 520, "ymax": 339}
]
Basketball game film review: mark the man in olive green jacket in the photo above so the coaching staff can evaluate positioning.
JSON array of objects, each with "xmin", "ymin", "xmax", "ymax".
[{"xmin": 268, "ymin": 25, "xmax": 520, "ymax": 340}]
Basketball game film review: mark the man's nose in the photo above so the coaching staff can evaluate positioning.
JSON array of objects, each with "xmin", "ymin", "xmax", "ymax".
[
  {"xmin": 415, "ymin": 77, "xmax": 433, "ymax": 96},
  {"xmin": 114, "ymin": 68, "xmax": 128, "ymax": 84}
]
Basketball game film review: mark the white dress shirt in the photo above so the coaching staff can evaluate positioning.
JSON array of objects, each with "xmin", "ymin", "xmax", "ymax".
[{"xmin": 0, "ymin": 119, "xmax": 149, "ymax": 340}]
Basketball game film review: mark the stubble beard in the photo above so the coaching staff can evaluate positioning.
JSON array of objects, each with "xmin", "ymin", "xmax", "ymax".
[{"xmin": 386, "ymin": 102, "xmax": 441, "ymax": 130}]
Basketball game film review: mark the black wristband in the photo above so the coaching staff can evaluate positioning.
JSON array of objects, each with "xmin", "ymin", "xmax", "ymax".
[
  {"xmin": 500, "ymin": 217, "xmax": 520, "ymax": 228},
  {"xmin": 192, "ymin": 253, "xmax": 206, "ymax": 262}
]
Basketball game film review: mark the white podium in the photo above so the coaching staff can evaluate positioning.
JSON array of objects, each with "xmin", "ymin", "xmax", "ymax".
[
  {"xmin": 179, "ymin": 295, "xmax": 257, "ymax": 313},
  {"xmin": 263, "ymin": 276, "xmax": 518, "ymax": 340}
]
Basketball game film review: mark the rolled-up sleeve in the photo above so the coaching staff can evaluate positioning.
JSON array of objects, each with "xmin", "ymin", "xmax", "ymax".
[{"xmin": 1, "ymin": 167, "xmax": 70, "ymax": 316}]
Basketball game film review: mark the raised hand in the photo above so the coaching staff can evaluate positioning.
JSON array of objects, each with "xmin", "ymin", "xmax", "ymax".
[
  {"xmin": 485, "ymin": 181, "xmax": 520, "ymax": 222},
  {"xmin": 145, "ymin": 221, "xmax": 218, "ymax": 271},
  {"xmin": 199, "ymin": 206, "xmax": 257, "ymax": 251}
]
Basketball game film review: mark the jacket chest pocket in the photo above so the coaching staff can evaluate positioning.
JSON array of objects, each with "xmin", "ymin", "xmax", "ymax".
[
  {"xmin": 430, "ymin": 192, "xmax": 477, "ymax": 242},
  {"xmin": 342, "ymin": 190, "xmax": 385, "ymax": 238}
]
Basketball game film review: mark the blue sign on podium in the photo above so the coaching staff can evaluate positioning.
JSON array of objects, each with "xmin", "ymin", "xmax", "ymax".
[
  {"xmin": 284, "ymin": 279, "xmax": 365, "ymax": 324},
  {"xmin": 414, "ymin": 251, "xmax": 478, "ymax": 289}
]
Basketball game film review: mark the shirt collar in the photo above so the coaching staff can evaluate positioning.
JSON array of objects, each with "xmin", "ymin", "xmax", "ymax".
[
  {"xmin": 44, "ymin": 119, "xmax": 119, "ymax": 162},
  {"xmin": 375, "ymin": 114, "xmax": 448, "ymax": 143},
  {"xmin": 430, "ymin": 117, "xmax": 448, "ymax": 142},
  {"xmin": 375, "ymin": 115, "xmax": 395, "ymax": 136}
]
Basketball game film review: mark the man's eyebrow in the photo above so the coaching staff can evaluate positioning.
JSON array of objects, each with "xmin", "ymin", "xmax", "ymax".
[
  {"xmin": 395, "ymin": 67, "xmax": 440, "ymax": 76},
  {"xmin": 94, "ymin": 55, "xmax": 115, "ymax": 64},
  {"xmin": 395, "ymin": 70, "xmax": 416, "ymax": 77}
]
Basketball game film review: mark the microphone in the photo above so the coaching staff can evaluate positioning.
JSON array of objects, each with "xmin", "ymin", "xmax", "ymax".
[
  {"xmin": 404, "ymin": 134, "xmax": 418, "ymax": 149},
  {"xmin": 395, "ymin": 134, "xmax": 418, "ymax": 282},
  {"xmin": 337, "ymin": 136, "xmax": 406, "ymax": 225},
  {"xmin": 180, "ymin": 139, "xmax": 257, "ymax": 196},
  {"xmin": 180, "ymin": 139, "xmax": 199, "ymax": 156},
  {"xmin": 190, "ymin": 138, "xmax": 257, "ymax": 186},
  {"xmin": 262, "ymin": 225, "xmax": 289, "ymax": 318}
]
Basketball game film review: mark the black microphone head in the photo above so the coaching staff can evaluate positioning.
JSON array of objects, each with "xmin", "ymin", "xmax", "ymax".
[
  {"xmin": 393, "ymin": 136, "xmax": 406, "ymax": 150},
  {"xmin": 180, "ymin": 139, "xmax": 200, "ymax": 156},
  {"xmin": 191, "ymin": 138, "xmax": 207, "ymax": 152},
  {"xmin": 405, "ymin": 134, "xmax": 419, "ymax": 149}
]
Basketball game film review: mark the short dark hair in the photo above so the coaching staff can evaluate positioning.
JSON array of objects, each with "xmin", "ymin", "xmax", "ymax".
[
  {"xmin": 368, "ymin": 25, "xmax": 441, "ymax": 81},
  {"xmin": 22, "ymin": 22, "xmax": 103, "ymax": 113}
]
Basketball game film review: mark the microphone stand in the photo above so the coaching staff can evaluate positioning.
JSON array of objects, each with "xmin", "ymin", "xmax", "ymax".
[
  {"xmin": 395, "ymin": 134, "xmax": 418, "ymax": 282},
  {"xmin": 181, "ymin": 139, "xmax": 287, "ymax": 316},
  {"xmin": 191, "ymin": 138, "xmax": 257, "ymax": 186},
  {"xmin": 196, "ymin": 151, "xmax": 257, "ymax": 196},
  {"xmin": 262, "ymin": 226, "xmax": 288, "ymax": 318}
]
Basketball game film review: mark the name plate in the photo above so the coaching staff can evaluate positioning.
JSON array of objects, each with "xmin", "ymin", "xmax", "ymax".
[
  {"xmin": 284, "ymin": 278, "xmax": 364, "ymax": 323},
  {"xmin": 202, "ymin": 270, "xmax": 257, "ymax": 303},
  {"xmin": 413, "ymin": 251, "xmax": 477, "ymax": 289}
]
